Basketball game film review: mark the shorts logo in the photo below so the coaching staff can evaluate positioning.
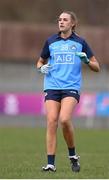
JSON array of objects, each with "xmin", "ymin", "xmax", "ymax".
[
  {"xmin": 44, "ymin": 92, "xmax": 48, "ymax": 96},
  {"xmin": 54, "ymin": 52, "xmax": 75, "ymax": 64},
  {"xmin": 70, "ymin": 90, "xmax": 77, "ymax": 94}
]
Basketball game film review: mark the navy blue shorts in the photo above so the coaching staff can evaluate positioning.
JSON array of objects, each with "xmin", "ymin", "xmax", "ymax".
[{"xmin": 44, "ymin": 89, "xmax": 80, "ymax": 103}]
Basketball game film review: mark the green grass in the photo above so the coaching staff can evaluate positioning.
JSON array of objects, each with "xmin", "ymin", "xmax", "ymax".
[{"xmin": 0, "ymin": 127, "xmax": 109, "ymax": 179}]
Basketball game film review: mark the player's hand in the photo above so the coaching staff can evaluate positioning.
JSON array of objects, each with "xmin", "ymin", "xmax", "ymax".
[
  {"xmin": 75, "ymin": 52, "xmax": 90, "ymax": 64},
  {"xmin": 39, "ymin": 64, "xmax": 52, "ymax": 74}
]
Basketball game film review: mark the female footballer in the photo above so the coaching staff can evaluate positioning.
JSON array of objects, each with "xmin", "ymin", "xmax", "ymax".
[{"xmin": 36, "ymin": 11, "xmax": 100, "ymax": 172}]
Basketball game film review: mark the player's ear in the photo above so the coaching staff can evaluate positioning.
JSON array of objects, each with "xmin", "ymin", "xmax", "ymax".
[
  {"xmin": 72, "ymin": 23, "xmax": 75, "ymax": 27},
  {"xmin": 71, "ymin": 23, "xmax": 75, "ymax": 30}
]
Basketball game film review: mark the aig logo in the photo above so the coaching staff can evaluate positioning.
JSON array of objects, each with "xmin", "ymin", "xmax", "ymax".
[{"xmin": 54, "ymin": 52, "xmax": 75, "ymax": 64}]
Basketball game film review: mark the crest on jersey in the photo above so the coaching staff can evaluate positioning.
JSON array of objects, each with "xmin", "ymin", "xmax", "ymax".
[{"xmin": 70, "ymin": 45, "xmax": 77, "ymax": 51}]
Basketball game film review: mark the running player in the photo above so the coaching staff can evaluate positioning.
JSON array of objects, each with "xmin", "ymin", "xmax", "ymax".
[{"xmin": 36, "ymin": 11, "xmax": 100, "ymax": 172}]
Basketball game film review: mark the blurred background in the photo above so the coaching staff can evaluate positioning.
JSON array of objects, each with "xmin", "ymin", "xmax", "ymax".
[{"xmin": 0, "ymin": 0, "xmax": 109, "ymax": 128}]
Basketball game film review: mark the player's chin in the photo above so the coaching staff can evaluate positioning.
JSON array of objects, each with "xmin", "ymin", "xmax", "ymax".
[
  {"xmin": 59, "ymin": 29, "xmax": 66, "ymax": 34},
  {"xmin": 59, "ymin": 27, "xmax": 65, "ymax": 32}
]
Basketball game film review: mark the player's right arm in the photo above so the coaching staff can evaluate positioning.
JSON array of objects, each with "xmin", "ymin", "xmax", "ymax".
[
  {"xmin": 36, "ymin": 39, "xmax": 49, "ymax": 69},
  {"xmin": 36, "ymin": 57, "xmax": 46, "ymax": 69},
  {"xmin": 36, "ymin": 39, "xmax": 52, "ymax": 74},
  {"xmin": 36, "ymin": 57, "xmax": 52, "ymax": 74}
]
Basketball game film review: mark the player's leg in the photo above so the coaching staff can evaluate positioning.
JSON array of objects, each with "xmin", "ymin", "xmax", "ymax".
[
  {"xmin": 42, "ymin": 99, "xmax": 61, "ymax": 172},
  {"xmin": 45, "ymin": 100, "xmax": 60, "ymax": 155},
  {"xmin": 59, "ymin": 97, "xmax": 77, "ymax": 151},
  {"xmin": 59, "ymin": 96, "xmax": 80, "ymax": 172}
]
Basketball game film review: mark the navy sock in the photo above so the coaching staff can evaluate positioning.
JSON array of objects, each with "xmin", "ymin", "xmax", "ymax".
[
  {"xmin": 47, "ymin": 155, "xmax": 55, "ymax": 165},
  {"xmin": 68, "ymin": 147, "xmax": 76, "ymax": 157}
]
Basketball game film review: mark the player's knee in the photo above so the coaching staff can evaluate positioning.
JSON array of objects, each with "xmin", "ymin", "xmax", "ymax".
[
  {"xmin": 60, "ymin": 116, "xmax": 69, "ymax": 126},
  {"xmin": 47, "ymin": 117, "xmax": 58, "ymax": 128}
]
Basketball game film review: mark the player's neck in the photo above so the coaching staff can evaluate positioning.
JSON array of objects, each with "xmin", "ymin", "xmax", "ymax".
[{"xmin": 60, "ymin": 30, "xmax": 72, "ymax": 39}]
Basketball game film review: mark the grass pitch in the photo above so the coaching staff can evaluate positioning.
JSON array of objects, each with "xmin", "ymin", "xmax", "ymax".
[{"xmin": 0, "ymin": 127, "xmax": 109, "ymax": 179}]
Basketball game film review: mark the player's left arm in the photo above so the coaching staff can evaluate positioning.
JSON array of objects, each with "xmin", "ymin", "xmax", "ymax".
[
  {"xmin": 82, "ymin": 39, "xmax": 100, "ymax": 72},
  {"xmin": 88, "ymin": 56, "xmax": 100, "ymax": 72}
]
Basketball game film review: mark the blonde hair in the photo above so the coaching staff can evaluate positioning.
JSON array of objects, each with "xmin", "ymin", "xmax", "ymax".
[{"xmin": 60, "ymin": 11, "xmax": 78, "ymax": 32}]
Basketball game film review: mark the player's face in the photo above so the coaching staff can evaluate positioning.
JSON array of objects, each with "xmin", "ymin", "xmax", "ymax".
[{"xmin": 58, "ymin": 13, "xmax": 74, "ymax": 33}]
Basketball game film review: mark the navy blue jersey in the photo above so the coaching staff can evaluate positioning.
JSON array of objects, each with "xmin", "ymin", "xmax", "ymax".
[{"xmin": 40, "ymin": 32, "xmax": 94, "ymax": 91}]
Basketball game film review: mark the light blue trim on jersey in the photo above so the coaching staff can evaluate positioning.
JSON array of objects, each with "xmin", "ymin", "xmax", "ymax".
[{"xmin": 44, "ymin": 39, "xmax": 83, "ymax": 91}]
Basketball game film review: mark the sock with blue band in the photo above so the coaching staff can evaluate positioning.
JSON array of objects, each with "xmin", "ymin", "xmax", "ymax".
[
  {"xmin": 47, "ymin": 155, "xmax": 55, "ymax": 165},
  {"xmin": 68, "ymin": 147, "xmax": 76, "ymax": 157}
]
